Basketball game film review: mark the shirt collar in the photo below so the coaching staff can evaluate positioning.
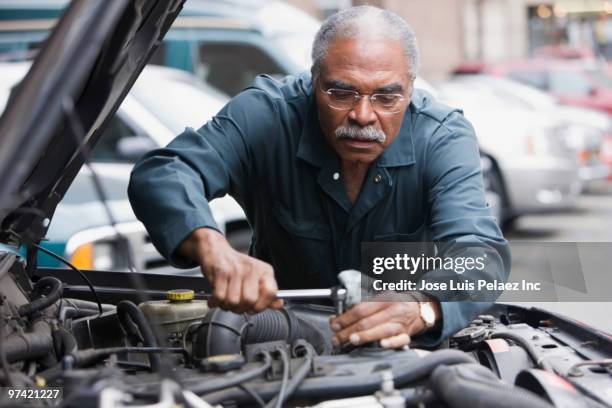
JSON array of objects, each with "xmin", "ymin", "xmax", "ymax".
[
  {"xmin": 296, "ymin": 95, "xmax": 335, "ymax": 167},
  {"xmin": 376, "ymin": 104, "xmax": 416, "ymax": 168}
]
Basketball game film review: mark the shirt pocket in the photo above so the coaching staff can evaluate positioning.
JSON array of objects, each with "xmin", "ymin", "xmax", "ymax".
[
  {"xmin": 373, "ymin": 220, "xmax": 427, "ymax": 242},
  {"xmin": 271, "ymin": 201, "xmax": 331, "ymax": 240},
  {"xmin": 268, "ymin": 202, "xmax": 333, "ymax": 287}
]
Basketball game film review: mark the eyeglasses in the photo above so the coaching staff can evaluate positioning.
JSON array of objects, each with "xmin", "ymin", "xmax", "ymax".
[{"xmin": 321, "ymin": 87, "xmax": 405, "ymax": 114}]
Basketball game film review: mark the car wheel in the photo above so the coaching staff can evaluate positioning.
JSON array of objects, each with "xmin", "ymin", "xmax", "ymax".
[{"xmin": 481, "ymin": 156, "xmax": 508, "ymax": 228}]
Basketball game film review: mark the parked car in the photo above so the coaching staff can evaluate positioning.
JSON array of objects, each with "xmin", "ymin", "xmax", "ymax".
[
  {"xmin": 446, "ymin": 75, "xmax": 611, "ymax": 183},
  {"xmin": 531, "ymin": 45, "xmax": 596, "ymax": 61},
  {"xmin": 453, "ymin": 59, "xmax": 612, "ymax": 115},
  {"xmin": 438, "ymin": 80, "xmax": 582, "ymax": 226},
  {"xmin": 5, "ymin": 1, "xmax": 584, "ymax": 230},
  {"xmin": 0, "ymin": 0, "xmax": 320, "ymax": 96},
  {"xmin": 0, "ymin": 62, "xmax": 250, "ymax": 273}
]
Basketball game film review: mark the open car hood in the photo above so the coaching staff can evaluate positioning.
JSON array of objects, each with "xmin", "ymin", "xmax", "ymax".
[{"xmin": 0, "ymin": 0, "xmax": 184, "ymax": 246}]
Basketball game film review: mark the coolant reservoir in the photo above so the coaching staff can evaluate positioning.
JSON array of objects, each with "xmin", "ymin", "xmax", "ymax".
[{"xmin": 139, "ymin": 289, "xmax": 208, "ymax": 345}]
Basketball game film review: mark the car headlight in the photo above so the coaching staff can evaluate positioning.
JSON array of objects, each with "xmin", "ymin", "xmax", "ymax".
[
  {"xmin": 68, "ymin": 239, "xmax": 128, "ymax": 270},
  {"xmin": 65, "ymin": 224, "xmax": 141, "ymax": 271},
  {"xmin": 525, "ymin": 125, "xmax": 574, "ymax": 158},
  {"xmin": 557, "ymin": 124, "xmax": 603, "ymax": 164}
]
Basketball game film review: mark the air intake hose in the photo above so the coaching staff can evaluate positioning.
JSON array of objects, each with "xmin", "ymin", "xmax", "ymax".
[{"xmin": 193, "ymin": 308, "xmax": 303, "ymax": 358}]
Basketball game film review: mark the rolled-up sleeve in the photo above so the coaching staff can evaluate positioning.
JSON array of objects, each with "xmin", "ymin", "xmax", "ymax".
[
  {"xmin": 128, "ymin": 89, "xmax": 278, "ymax": 268},
  {"xmin": 417, "ymin": 111, "xmax": 511, "ymax": 346}
]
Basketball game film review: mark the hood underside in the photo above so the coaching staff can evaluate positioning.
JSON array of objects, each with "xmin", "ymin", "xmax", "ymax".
[{"xmin": 0, "ymin": 0, "xmax": 185, "ymax": 246}]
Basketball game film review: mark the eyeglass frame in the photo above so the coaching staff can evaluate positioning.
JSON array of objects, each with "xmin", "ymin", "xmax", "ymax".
[{"xmin": 318, "ymin": 85, "xmax": 408, "ymax": 114}]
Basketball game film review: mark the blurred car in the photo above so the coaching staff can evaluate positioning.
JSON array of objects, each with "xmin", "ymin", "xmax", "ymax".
[
  {"xmin": 532, "ymin": 45, "xmax": 596, "ymax": 61},
  {"xmin": 156, "ymin": 0, "xmax": 320, "ymax": 96},
  {"xmin": 6, "ymin": 0, "xmax": 577, "ymax": 231},
  {"xmin": 446, "ymin": 75, "xmax": 611, "ymax": 183},
  {"xmin": 0, "ymin": 0, "xmax": 320, "ymax": 97},
  {"xmin": 438, "ymin": 80, "xmax": 582, "ymax": 226},
  {"xmin": 0, "ymin": 62, "xmax": 250, "ymax": 273},
  {"xmin": 454, "ymin": 59, "xmax": 612, "ymax": 115},
  {"xmin": 413, "ymin": 78, "xmax": 507, "ymax": 224}
]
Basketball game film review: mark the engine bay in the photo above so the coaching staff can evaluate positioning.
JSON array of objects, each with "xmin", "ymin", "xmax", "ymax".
[{"xmin": 1, "ymin": 251, "xmax": 611, "ymax": 408}]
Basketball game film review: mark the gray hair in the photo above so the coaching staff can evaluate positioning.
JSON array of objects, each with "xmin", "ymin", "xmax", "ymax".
[{"xmin": 311, "ymin": 6, "xmax": 419, "ymax": 78}]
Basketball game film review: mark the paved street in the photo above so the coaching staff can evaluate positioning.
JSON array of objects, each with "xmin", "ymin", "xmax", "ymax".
[
  {"xmin": 508, "ymin": 181, "xmax": 612, "ymax": 242},
  {"xmin": 505, "ymin": 180, "xmax": 612, "ymax": 334}
]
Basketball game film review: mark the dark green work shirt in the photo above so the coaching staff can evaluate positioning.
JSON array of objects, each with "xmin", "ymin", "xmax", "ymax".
[{"xmin": 128, "ymin": 72, "xmax": 511, "ymax": 345}]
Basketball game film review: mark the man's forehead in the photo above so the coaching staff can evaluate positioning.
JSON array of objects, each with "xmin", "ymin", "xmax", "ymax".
[{"xmin": 318, "ymin": 36, "xmax": 411, "ymax": 89}]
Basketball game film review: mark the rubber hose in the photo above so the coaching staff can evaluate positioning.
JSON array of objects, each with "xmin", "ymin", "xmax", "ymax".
[
  {"xmin": 116, "ymin": 300, "xmax": 161, "ymax": 371},
  {"xmin": 245, "ymin": 309, "xmax": 296, "ymax": 344},
  {"xmin": 429, "ymin": 363, "xmax": 554, "ymax": 408},
  {"xmin": 69, "ymin": 347, "xmax": 187, "ymax": 368},
  {"xmin": 3, "ymin": 319, "xmax": 54, "ymax": 364},
  {"xmin": 205, "ymin": 385, "xmax": 439, "ymax": 407},
  {"xmin": 194, "ymin": 308, "xmax": 302, "ymax": 358},
  {"xmin": 490, "ymin": 331, "xmax": 554, "ymax": 372},
  {"xmin": 52, "ymin": 328, "xmax": 62, "ymax": 359},
  {"xmin": 265, "ymin": 341, "xmax": 314, "ymax": 408},
  {"xmin": 18, "ymin": 277, "xmax": 63, "ymax": 317},
  {"xmin": 60, "ymin": 328, "xmax": 77, "ymax": 356},
  {"xmin": 132, "ymin": 352, "xmax": 273, "ymax": 398},
  {"xmin": 201, "ymin": 349, "xmax": 474, "ymax": 404}
]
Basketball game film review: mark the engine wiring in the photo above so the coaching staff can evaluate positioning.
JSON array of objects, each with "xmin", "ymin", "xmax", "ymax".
[
  {"xmin": 30, "ymin": 242, "xmax": 103, "ymax": 315},
  {"xmin": 273, "ymin": 342, "xmax": 315, "ymax": 406},
  {"xmin": 270, "ymin": 348, "xmax": 290, "ymax": 408},
  {"xmin": 131, "ymin": 352, "xmax": 274, "ymax": 399},
  {"xmin": 239, "ymin": 383, "xmax": 265, "ymax": 408}
]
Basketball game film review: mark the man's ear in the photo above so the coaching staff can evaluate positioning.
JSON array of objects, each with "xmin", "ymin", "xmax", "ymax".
[
  {"xmin": 407, "ymin": 74, "xmax": 416, "ymax": 98},
  {"xmin": 311, "ymin": 71, "xmax": 319, "ymax": 88}
]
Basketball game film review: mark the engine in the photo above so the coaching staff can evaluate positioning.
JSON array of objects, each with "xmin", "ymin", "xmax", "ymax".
[{"xmin": 0, "ymin": 252, "xmax": 609, "ymax": 408}]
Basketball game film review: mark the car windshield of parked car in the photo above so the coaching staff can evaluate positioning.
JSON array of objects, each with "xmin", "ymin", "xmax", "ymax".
[
  {"xmin": 549, "ymin": 69, "xmax": 594, "ymax": 96},
  {"xmin": 589, "ymin": 67, "xmax": 612, "ymax": 88},
  {"xmin": 130, "ymin": 70, "xmax": 227, "ymax": 135},
  {"xmin": 508, "ymin": 68, "xmax": 548, "ymax": 90}
]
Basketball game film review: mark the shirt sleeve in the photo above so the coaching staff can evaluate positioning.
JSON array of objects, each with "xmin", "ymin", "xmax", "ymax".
[
  {"xmin": 128, "ymin": 88, "xmax": 279, "ymax": 268},
  {"xmin": 416, "ymin": 111, "xmax": 512, "ymax": 346}
]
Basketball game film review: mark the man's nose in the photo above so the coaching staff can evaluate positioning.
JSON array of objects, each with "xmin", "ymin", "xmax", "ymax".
[{"xmin": 348, "ymin": 96, "xmax": 377, "ymax": 126}]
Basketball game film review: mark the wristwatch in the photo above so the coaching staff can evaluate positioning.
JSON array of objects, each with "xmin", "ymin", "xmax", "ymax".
[
  {"xmin": 419, "ymin": 302, "xmax": 437, "ymax": 329},
  {"xmin": 409, "ymin": 291, "xmax": 437, "ymax": 329}
]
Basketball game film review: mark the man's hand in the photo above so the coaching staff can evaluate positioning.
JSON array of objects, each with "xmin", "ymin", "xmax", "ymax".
[
  {"xmin": 329, "ymin": 294, "xmax": 440, "ymax": 349},
  {"xmin": 180, "ymin": 228, "xmax": 283, "ymax": 313}
]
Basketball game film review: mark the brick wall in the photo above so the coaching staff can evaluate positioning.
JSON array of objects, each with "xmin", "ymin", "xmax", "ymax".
[{"xmin": 379, "ymin": 0, "xmax": 465, "ymax": 81}]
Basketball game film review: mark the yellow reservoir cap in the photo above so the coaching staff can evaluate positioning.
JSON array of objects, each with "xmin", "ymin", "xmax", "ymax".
[{"xmin": 166, "ymin": 289, "xmax": 195, "ymax": 302}]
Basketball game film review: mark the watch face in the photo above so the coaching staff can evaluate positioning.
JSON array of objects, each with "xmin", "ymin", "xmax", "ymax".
[{"xmin": 420, "ymin": 303, "xmax": 436, "ymax": 327}]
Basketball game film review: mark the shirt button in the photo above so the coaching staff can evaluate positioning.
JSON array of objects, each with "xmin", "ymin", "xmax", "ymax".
[
  {"xmin": 373, "ymin": 174, "xmax": 382, "ymax": 183},
  {"xmin": 333, "ymin": 172, "xmax": 340, "ymax": 180}
]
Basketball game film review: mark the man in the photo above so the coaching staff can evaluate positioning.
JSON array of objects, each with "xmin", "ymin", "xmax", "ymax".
[{"xmin": 129, "ymin": 6, "xmax": 510, "ymax": 348}]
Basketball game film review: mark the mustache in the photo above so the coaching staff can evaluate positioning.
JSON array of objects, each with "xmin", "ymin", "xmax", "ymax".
[{"xmin": 334, "ymin": 125, "xmax": 386, "ymax": 144}]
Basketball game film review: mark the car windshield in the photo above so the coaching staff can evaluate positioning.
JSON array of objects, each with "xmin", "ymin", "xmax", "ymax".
[
  {"xmin": 549, "ymin": 69, "xmax": 593, "ymax": 96},
  {"xmin": 130, "ymin": 69, "xmax": 228, "ymax": 135},
  {"xmin": 589, "ymin": 67, "xmax": 612, "ymax": 88}
]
